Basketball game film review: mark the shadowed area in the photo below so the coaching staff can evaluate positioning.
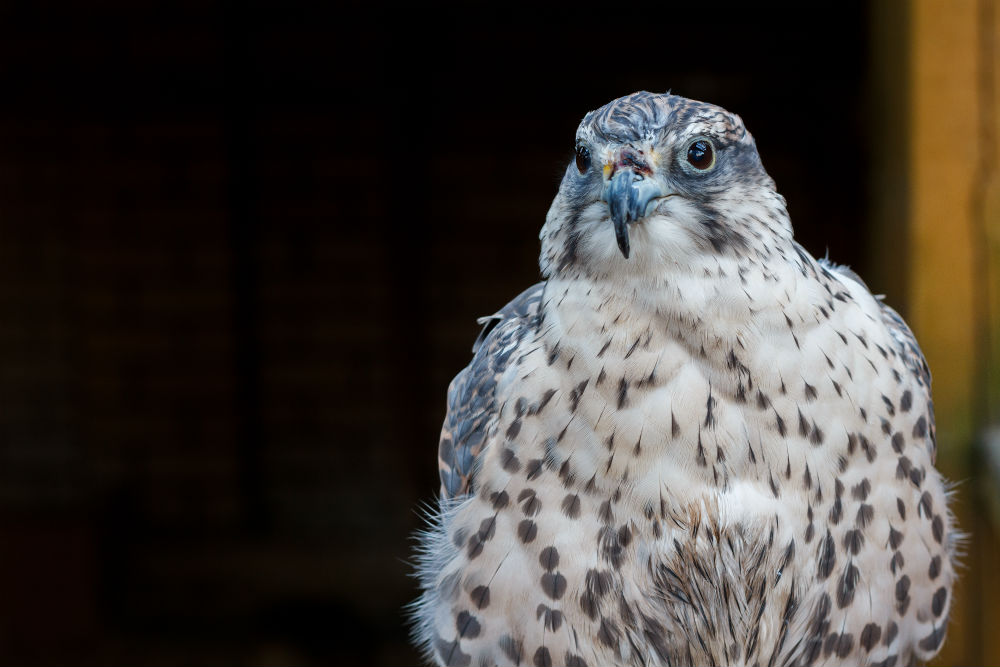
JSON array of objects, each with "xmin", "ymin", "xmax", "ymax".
[{"xmin": 0, "ymin": 2, "xmax": 887, "ymax": 664}]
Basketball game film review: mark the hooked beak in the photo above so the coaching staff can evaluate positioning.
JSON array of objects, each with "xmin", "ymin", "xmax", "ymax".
[{"xmin": 601, "ymin": 170, "xmax": 667, "ymax": 259}]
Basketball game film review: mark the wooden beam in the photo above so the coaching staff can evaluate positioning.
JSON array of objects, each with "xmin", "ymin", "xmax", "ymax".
[{"xmin": 906, "ymin": 0, "xmax": 1000, "ymax": 664}]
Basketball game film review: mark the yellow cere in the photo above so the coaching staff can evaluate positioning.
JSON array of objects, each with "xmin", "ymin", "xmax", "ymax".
[{"xmin": 602, "ymin": 164, "xmax": 613, "ymax": 179}]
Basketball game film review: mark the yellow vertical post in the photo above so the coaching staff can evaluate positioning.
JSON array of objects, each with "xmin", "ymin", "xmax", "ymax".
[
  {"xmin": 907, "ymin": 0, "xmax": 1000, "ymax": 664},
  {"xmin": 909, "ymin": 0, "xmax": 978, "ymax": 462},
  {"xmin": 973, "ymin": 1, "xmax": 1000, "ymax": 664}
]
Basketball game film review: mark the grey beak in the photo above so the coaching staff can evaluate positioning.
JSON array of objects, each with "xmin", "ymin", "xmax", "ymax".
[{"xmin": 601, "ymin": 170, "xmax": 665, "ymax": 259}]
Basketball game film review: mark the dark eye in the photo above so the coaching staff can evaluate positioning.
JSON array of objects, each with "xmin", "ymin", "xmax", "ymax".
[
  {"xmin": 686, "ymin": 139, "xmax": 715, "ymax": 171},
  {"xmin": 575, "ymin": 144, "xmax": 591, "ymax": 173}
]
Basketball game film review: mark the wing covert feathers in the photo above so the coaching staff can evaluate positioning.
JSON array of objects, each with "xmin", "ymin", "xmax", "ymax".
[{"xmin": 437, "ymin": 283, "xmax": 544, "ymax": 498}]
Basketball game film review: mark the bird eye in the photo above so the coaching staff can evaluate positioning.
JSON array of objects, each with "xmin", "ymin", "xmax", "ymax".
[
  {"xmin": 575, "ymin": 144, "xmax": 591, "ymax": 173},
  {"xmin": 686, "ymin": 139, "xmax": 715, "ymax": 171}
]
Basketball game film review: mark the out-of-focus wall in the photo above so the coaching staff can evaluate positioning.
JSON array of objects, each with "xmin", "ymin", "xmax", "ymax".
[{"xmin": 0, "ymin": 3, "xmax": 871, "ymax": 663}]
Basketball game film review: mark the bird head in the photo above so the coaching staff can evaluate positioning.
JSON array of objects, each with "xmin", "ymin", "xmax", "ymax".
[{"xmin": 541, "ymin": 92, "xmax": 792, "ymax": 279}]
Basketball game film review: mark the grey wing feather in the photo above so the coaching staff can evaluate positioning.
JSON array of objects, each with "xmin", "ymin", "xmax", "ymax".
[
  {"xmin": 877, "ymin": 299, "xmax": 937, "ymax": 453},
  {"xmin": 818, "ymin": 257, "xmax": 870, "ymax": 292},
  {"xmin": 879, "ymin": 301, "xmax": 932, "ymax": 390},
  {"xmin": 825, "ymin": 260, "xmax": 937, "ymax": 454},
  {"xmin": 437, "ymin": 283, "xmax": 544, "ymax": 499}
]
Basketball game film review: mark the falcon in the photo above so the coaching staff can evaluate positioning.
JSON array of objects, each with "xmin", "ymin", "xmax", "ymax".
[{"xmin": 410, "ymin": 92, "xmax": 957, "ymax": 667}]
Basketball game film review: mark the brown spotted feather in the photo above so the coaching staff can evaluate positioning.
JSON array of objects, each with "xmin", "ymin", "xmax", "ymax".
[
  {"xmin": 437, "ymin": 283, "xmax": 545, "ymax": 498},
  {"xmin": 411, "ymin": 92, "xmax": 958, "ymax": 667}
]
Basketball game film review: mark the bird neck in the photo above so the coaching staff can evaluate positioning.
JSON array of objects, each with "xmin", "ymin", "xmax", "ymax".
[{"xmin": 543, "ymin": 248, "xmax": 809, "ymax": 361}]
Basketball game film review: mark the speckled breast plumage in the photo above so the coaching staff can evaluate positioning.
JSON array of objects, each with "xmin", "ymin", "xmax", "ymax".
[{"xmin": 410, "ymin": 92, "xmax": 957, "ymax": 667}]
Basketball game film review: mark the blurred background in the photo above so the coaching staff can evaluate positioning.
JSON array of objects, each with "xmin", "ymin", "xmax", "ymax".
[{"xmin": 0, "ymin": 1, "xmax": 997, "ymax": 665}]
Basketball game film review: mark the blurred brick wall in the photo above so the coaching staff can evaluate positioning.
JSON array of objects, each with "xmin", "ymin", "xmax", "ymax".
[{"xmin": 0, "ymin": 2, "xmax": 867, "ymax": 664}]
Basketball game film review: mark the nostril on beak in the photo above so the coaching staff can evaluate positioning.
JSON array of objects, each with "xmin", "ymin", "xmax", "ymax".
[{"xmin": 601, "ymin": 169, "xmax": 667, "ymax": 259}]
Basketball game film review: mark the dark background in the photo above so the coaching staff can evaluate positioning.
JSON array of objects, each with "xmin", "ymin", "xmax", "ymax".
[{"xmin": 0, "ymin": 3, "xmax": 870, "ymax": 665}]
